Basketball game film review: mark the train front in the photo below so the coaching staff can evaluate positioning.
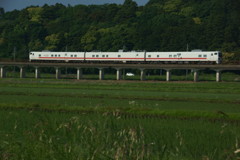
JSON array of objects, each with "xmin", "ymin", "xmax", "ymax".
[
  {"xmin": 217, "ymin": 51, "xmax": 222, "ymax": 64},
  {"xmin": 29, "ymin": 52, "xmax": 34, "ymax": 62},
  {"xmin": 29, "ymin": 52, "xmax": 38, "ymax": 62}
]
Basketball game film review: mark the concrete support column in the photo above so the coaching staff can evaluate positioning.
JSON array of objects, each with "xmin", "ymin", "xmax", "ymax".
[
  {"xmin": 166, "ymin": 69, "xmax": 171, "ymax": 82},
  {"xmin": 20, "ymin": 67, "xmax": 26, "ymax": 78},
  {"xmin": 140, "ymin": 69, "xmax": 146, "ymax": 81},
  {"xmin": 216, "ymin": 70, "xmax": 222, "ymax": 82},
  {"xmin": 77, "ymin": 68, "xmax": 83, "ymax": 80},
  {"xmin": 55, "ymin": 67, "xmax": 61, "ymax": 79},
  {"xmin": 193, "ymin": 70, "xmax": 199, "ymax": 82},
  {"xmin": 0, "ymin": 67, "xmax": 6, "ymax": 78},
  {"xmin": 99, "ymin": 68, "xmax": 104, "ymax": 80},
  {"xmin": 35, "ymin": 67, "xmax": 40, "ymax": 79},
  {"xmin": 116, "ymin": 68, "xmax": 122, "ymax": 80}
]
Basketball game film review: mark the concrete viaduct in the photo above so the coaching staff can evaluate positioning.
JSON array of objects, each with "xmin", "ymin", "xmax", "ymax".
[{"xmin": 0, "ymin": 62, "xmax": 240, "ymax": 82}]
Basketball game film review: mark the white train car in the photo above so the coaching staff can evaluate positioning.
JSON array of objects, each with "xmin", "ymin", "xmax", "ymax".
[
  {"xmin": 29, "ymin": 50, "xmax": 222, "ymax": 64},
  {"xmin": 29, "ymin": 51, "xmax": 85, "ymax": 62},
  {"xmin": 85, "ymin": 51, "xmax": 145, "ymax": 62},
  {"xmin": 146, "ymin": 51, "xmax": 221, "ymax": 64}
]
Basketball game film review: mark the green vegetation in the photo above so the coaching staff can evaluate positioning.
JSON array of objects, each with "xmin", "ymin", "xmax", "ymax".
[
  {"xmin": 0, "ymin": 0, "xmax": 240, "ymax": 61},
  {"xmin": 0, "ymin": 79, "xmax": 240, "ymax": 159},
  {"xmin": 1, "ymin": 110, "xmax": 240, "ymax": 160}
]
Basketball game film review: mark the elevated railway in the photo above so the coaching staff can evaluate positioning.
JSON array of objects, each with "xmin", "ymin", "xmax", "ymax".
[{"xmin": 0, "ymin": 62, "xmax": 240, "ymax": 82}]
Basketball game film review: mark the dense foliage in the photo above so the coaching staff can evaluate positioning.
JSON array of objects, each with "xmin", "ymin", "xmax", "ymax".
[{"xmin": 0, "ymin": 0, "xmax": 240, "ymax": 60}]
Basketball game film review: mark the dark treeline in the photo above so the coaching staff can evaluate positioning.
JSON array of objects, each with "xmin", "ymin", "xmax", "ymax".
[{"xmin": 0, "ymin": 0, "xmax": 240, "ymax": 61}]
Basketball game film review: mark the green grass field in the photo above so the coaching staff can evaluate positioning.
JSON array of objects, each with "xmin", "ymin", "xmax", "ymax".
[{"xmin": 0, "ymin": 78, "xmax": 240, "ymax": 159}]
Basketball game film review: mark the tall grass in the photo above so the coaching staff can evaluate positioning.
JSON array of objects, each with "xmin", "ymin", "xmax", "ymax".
[{"xmin": 0, "ymin": 109, "xmax": 240, "ymax": 160}]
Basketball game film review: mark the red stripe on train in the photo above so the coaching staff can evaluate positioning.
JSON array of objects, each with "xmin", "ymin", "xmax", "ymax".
[
  {"xmin": 37, "ymin": 57, "xmax": 207, "ymax": 60},
  {"xmin": 39, "ymin": 57, "xmax": 84, "ymax": 59},
  {"xmin": 147, "ymin": 58, "xmax": 207, "ymax": 60}
]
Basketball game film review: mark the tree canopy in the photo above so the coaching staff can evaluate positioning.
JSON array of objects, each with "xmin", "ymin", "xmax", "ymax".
[{"xmin": 0, "ymin": 0, "xmax": 240, "ymax": 60}]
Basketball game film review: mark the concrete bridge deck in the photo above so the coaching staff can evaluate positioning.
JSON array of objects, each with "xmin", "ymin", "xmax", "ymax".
[{"xmin": 0, "ymin": 62, "xmax": 240, "ymax": 70}]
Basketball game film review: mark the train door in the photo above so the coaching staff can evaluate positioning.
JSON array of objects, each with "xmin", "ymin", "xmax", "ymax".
[{"xmin": 210, "ymin": 53, "xmax": 214, "ymax": 61}]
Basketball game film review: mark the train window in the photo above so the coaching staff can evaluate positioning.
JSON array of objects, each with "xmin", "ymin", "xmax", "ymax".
[
  {"xmin": 39, "ymin": 54, "xmax": 41, "ymax": 57},
  {"xmin": 106, "ymin": 55, "xmax": 109, "ymax": 57},
  {"xmin": 74, "ymin": 55, "xmax": 77, "ymax": 57},
  {"xmin": 65, "ymin": 54, "xmax": 67, "ymax": 56},
  {"xmin": 102, "ymin": 55, "xmax": 105, "ymax": 57},
  {"xmin": 203, "ymin": 55, "xmax": 207, "ymax": 57},
  {"xmin": 71, "ymin": 55, "xmax": 73, "ymax": 57},
  {"xmin": 174, "ymin": 55, "xmax": 177, "ymax": 58},
  {"xmin": 157, "ymin": 55, "xmax": 159, "ymax": 58},
  {"xmin": 51, "ymin": 55, "xmax": 53, "ymax": 57},
  {"xmin": 92, "ymin": 55, "xmax": 95, "ymax": 57},
  {"xmin": 211, "ymin": 53, "xmax": 213, "ymax": 56},
  {"xmin": 58, "ymin": 55, "xmax": 61, "ymax": 57},
  {"xmin": 169, "ymin": 55, "xmax": 172, "ymax": 58},
  {"xmin": 118, "ymin": 55, "xmax": 121, "ymax": 58},
  {"xmin": 96, "ymin": 55, "xmax": 99, "ymax": 57},
  {"xmin": 136, "ymin": 54, "xmax": 139, "ymax": 56},
  {"xmin": 148, "ymin": 55, "xmax": 151, "ymax": 58},
  {"xmin": 214, "ymin": 53, "xmax": 218, "ymax": 55},
  {"xmin": 198, "ymin": 55, "xmax": 202, "ymax": 57}
]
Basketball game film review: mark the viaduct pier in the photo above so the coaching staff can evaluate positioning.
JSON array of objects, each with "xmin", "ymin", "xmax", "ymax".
[{"xmin": 0, "ymin": 62, "xmax": 240, "ymax": 82}]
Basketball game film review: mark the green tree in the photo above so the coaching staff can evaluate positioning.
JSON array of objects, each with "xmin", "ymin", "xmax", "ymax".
[
  {"xmin": 44, "ymin": 34, "xmax": 61, "ymax": 51},
  {"xmin": 28, "ymin": 39, "xmax": 44, "ymax": 51},
  {"xmin": 0, "ymin": 7, "xmax": 4, "ymax": 18},
  {"xmin": 1, "ymin": 0, "xmax": 240, "ymax": 60},
  {"xmin": 27, "ymin": 7, "xmax": 43, "ymax": 23},
  {"xmin": 163, "ymin": 0, "xmax": 182, "ymax": 13},
  {"xmin": 81, "ymin": 27, "xmax": 98, "ymax": 51},
  {"xmin": 115, "ymin": 0, "xmax": 137, "ymax": 21}
]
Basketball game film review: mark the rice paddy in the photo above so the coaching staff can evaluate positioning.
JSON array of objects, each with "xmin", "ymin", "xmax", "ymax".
[{"xmin": 0, "ymin": 78, "xmax": 240, "ymax": 159}]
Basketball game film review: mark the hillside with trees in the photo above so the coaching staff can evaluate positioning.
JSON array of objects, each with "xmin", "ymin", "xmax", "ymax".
[{"xmin": 0, "ymin": 0, "xmax": 240, "ymax": 62}]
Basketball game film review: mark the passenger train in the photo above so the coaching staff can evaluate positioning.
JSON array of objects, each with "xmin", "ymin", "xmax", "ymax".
[{"xmin": 29, "ymin": 50, "xmax": 222, "ymax": 64}]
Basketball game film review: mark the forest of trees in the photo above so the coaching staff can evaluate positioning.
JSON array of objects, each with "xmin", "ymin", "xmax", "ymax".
[{"xmin": 0, "ymin": 0, "xmax": 240, "ymax": 61}]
